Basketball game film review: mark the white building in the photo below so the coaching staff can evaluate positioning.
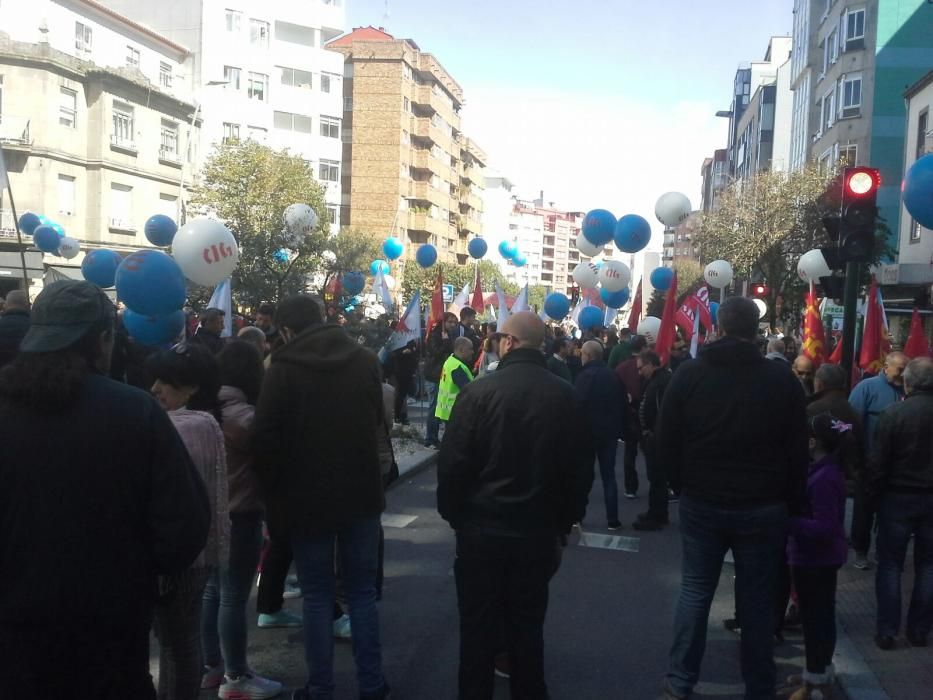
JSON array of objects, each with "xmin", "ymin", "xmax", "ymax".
[
  {"xmin": 104, "ymin": 0, "xmax": 346, "ymax": 225},
  {"xmin": 896, "ymin": 71, "xmax": 933, "ymax": 284}
]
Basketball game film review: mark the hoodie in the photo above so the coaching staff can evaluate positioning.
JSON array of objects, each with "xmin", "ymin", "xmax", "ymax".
[
  {"xmin": 657, "ymin": 336, "xmax": 809, "ymax": 512},
  {"xmin": 252, "ymin": 323, "xmax": 385, "ymax": 537}
]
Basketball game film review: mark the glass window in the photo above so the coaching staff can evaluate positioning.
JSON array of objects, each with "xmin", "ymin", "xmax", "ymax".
[
  {"xmin": 910, "ymin": 219, "xmax": 922, "ymax": 242},
  {"xmin": 75, "ymin": 22, "xmax": 92, "ymax": 51},
  {"xmin": 828, "ymin": 29, "xmax": 838, "ymax": 64},
  {"xmin": 225, "ymin": 9, "xmax": 242, "ymax": 33},
  {"xmin": 159, "ymin": 193, "xmax": 177, "ymax": 219},
  {"xmin": 821, "ymin": 89, "xmax": 835, "ymax": 130},
  {"xmin": 59, "ymin": 87, "xmax": 77, "ymax": 128},
  {"xmin": 222, "ymin": 122, "xmax": 240, "ymax": 143},
  {"xmin": 344, "ymin": 96, "xmax": 353, "ymax": 112},
  {"xmin": 319, "ymin": 159, "xmax": 339, "ymax": 182},
  {"xmin": 916, "ymin": 110, "xmax": 928, "ymax": 160},
  {"xmin": 326, "ymin": 206, "xmax": 338, "ymax": 225},
  {"xmin": 159, "ymin": 62, "xmax": 173, "ymax": 88},
  {"xmin": 110, "ymin": 184, "xmax": 132, "ymax": 227},
  {"xmin": 321, "ymin": 74, "xmax": 332, "ymax": 93},
  {"xmin": 320, "ymin": 115, "xmax": 340, "ymax": 138},
  {"xmin": 274, "ymin": 111, "xmax": 313, "ymax": 133},
  {"xmin": 275, "ymin": 21, "xmax": 315, "ymax": 46},
  {"xmin": 840, "ymin": 144, "xmax": 857, "ymax": 166},
  {"xmin": 247, "ymin": 72, "xmax": 268, "ymax": 101},
  {"xmin": 223, "ymin": 66, "xmax": 241, "ymax": 90},
  {"xmin": 58, "ymin": 175, "xmax": 76, "ymax": 216},
  {"xmin": 846, "ymin": 9, "xmax": 865, "ymax": 42},
  {"xmin": 160, "ymin": 119, "xmax": 178, "ymax": 159},
  {"xmin": 247, "ymin": 125, "xmax": 267, "ymax": 141},
  {"xmin": 279, "ymin": 66, "xmax": 313, "ymax": 88},
  {"xmin": 112, "ymin": 101, "xmax": 134, "ymax": 146},
  {"xmin": 250, "ymin": 19, "xmax": 270, "ymax": 48},
  {"xmin": 126, "ymin": 46, "xmax": 140, "ymax": 68},
  {"xmin": 841, "ymin": 75, "xmax": 861, "ymax": 117},
  {"xmin": 403, "ymin": 96, "xmax": 410, "ymax": 112}
]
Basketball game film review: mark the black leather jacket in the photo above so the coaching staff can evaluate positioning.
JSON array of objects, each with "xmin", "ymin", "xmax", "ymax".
[{"xmin": 866, "ymin": 389, "xmax": 933, "ymax": 501}]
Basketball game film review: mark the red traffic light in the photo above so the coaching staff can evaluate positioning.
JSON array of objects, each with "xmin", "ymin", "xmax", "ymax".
[
  {"xmin": 844, "ymin": 167, "xmax": 881, "ymax": 197},
  {"xmin": 751, "ymin": 283, "xmax": 770, "ymax": 298}
]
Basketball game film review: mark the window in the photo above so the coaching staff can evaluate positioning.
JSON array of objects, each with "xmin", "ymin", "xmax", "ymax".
[
  {"xmin": 75, "ymin": 22, "xmax": 92, "ymax": 51},
  {"xmin": 821, "ymin": 88, "xmax": 835, "ymax": 130},
  {"xmin": 319, "ymin": 159, "xmax": 339, "ymax": 182},
  {"xmin": 273, "ymin": 111, "xmax": 313, "ymax": 133},
  {"xmin": 844, "ymin": 9, "xmax": 865, "ymax": 47},
  {"xmin": 320, "ymin": 74, "xmax": 333, "ymax": 93},
  {"xmin": 402, "ymin": 63, "xmax": 412, "ymax": 81},
  {"xmin": 110, "ymin": 184, "xmax": 133, "ymax": 229},
  {"xmin": 403, "ymin": 97, "xmax": 410, "ymax": 113},
  {"xmin": 828, "ymin": 29, "xmax": 838, "ymax": 65},
  {"xmin": 320, "ymin": 115, "xmax": 340, "ymax": 138},
  {"xmin": 250, "ymin": 19, "xmax": 270, "ymax": 48},
  {"xmin": 58, "ymin": 175, "xmax": 76, "ymax": 216},
  {"xmin": 275, "ymin": 21, "xmax": 315, "ymax": 47},
  {"xmin": 247, "ymin": 72, "xmax": 268, "ymax": 101},
  {"xmin": 326, "ymin": 207, "xmax": 338, "ymax": 226},
  {"xmin": 159, "ymin": 62, "xmax": 173, "ymax": 88},
  {"xmin": 247, "ymin": 125, "xmax": 267, "ymax": 141},
  {"xmin": 279, "ymin": 66, "xmax": 313, "ymax": 88},
  {"xmin": 159, "ymin": 193, "xmax": 177, "ymax": 220},
  {"xmin": 344, "ymin": 97, "xmax": 353, "ymax": 112},
  {"xmin": 840, "ymin": 143, "xmax": 857, "ymax": 166},
  {"xmin": 222, "ymin": 122, "xmax": 240, "ymax": 143},
  {"xmin": 111, "ymin": 101, "xmax": 134, "ymax": 146},
  {"xmin": 917, "ymin": 110, "xmax": 929, "ymax": 160},
  {"xmin": 160, "ymin": 120, "xmax": 179, "ymax": 160},
  {"xmin": 226, "ymin": 9, "xmax": 242, "ymax": 33},
  {"xmin": 401, "ymin": 130, "xmax": 410, "ymax": 145},
  {"xmin": 126, "ymin": 46, "xmax": 140, "ymax": 68},
  {"xmin": 223, "ymin": 66, "xmax": 241, "ymax": 90},
  {"xmin": 59, "ymin": 87, "xmax": 77, "ymax": 128},
  {"xmin": 841, "ymin": 75, "xmax": 861, "ymax": 117},
  {"xmin": 910, "ymin": 219, "xmax": 923, "ymax": 243}
]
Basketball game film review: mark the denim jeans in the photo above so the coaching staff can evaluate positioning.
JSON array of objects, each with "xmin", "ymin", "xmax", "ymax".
[
  {"xmin": 425, "ymin": 381, "xmax": 440, "ymax": 443},
  {"xmin": 594, "ymin": 439, "xmax": 620, "ymax": 523},
  {"xmin": 667, "ymin": 496, "xmax": 788, "ymax": 700},
  {"xmin": 202, "ymin": 511, "xmax": 264, "ymax": 676},
  {"xmin": 292, "ymin": 516, "xmax": 386, "ymax": 700},
  {"xmin": 875, "ymin": 492, "xmax": 933, "ymax": 638}
]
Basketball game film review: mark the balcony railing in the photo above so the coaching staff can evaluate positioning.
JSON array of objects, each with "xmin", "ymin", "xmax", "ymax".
[
  {"xmin": 110, "ymin": 133, "xmax": 137, "ymax": 152},
  {"xmin": 159, "ymin": 146, "xmax": 182, "ymax": 164},
  {"xmin": 0, "ymin": 116, "xmax": 32, "ymax": 147}
]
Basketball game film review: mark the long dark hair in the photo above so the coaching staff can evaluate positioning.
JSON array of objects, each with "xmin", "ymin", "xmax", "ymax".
[
  {"xmin": 0, "ymin": 319, "xmax": 112, "ymax": 412},
  {"xmin": 217, "ymin": 340, "xmax": 264, "ymax": 405},
  {"xmin": 146, "ymin": 343, "xmax": 222, "ymax": 424}
]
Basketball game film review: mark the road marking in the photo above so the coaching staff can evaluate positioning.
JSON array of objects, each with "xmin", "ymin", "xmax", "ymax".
[
  {"xmin": 381, "ymin": 513, "xmax": 418, "ymax": 528},
  {"xmin": 578, "ymin": 532, "xmax": 640, "ymax": 552}
]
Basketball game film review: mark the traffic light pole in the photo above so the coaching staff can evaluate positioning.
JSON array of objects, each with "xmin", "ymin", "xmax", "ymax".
[{"xmin": 840, "ymin": 261, "xmax": 861, "ymax": 388}]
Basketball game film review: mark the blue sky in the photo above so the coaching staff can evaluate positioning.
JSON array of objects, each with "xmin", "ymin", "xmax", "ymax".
[{"xmin": 346, "ymin": 0, "xmax": 794, "ymax": 232}]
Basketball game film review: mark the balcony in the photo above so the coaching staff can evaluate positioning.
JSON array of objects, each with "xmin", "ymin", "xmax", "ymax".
[
  {"xmin": 460, "ymin": 188, "xmax": 483, "ymax": 212},
  {"xmin": 110, "ymin": 134, "xmax": 138, "ymax": 154},
  {"xmin": 407, "ymin": 210, "xmax": 451, "ymax": 237},
  {"xmin": 409, "ymin": 181, "xmax": 451, "ymax": 209},
  {"xmin": 409, "ymin": 116, "xmax": 452, "ymax": 148},
  {"xmin": 109, "ymin": 217, "xmax": 137, "ymax": 233},
  {"xmin": 460, "ymin": 215, "xmax": 482, "ymax": 235},
  {"xmin": 461, "ymin": 162, "xmax": 482, "ymax": 184},
  {"xmin": 0, "ymin": 116, "xmax": 32, "ymax": 149},
  {"xmin": 410, "ymin": 148, "xmax": 453, "ymax": 178},
  {"xmin": 159, "ymin": 147, "xmax": 182, "ymax": 167}
]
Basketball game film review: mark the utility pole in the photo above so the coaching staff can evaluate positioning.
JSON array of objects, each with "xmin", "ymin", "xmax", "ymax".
[{"xmin": 840, "ymin": 261, "xmax": 861, "ymax": 385}]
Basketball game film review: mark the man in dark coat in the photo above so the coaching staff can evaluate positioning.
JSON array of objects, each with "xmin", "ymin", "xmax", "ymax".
[
  {"xmin": 807, "ymin": 363, "xmax": 864, "ymax": 477},
  {"xmin": 615, "ymin": 335, "xmax": 648, "ymax": 497},
  {"xmin": 576, "ymin": 340, "xmax": 625, "ymax": 529},
  {"xmin": 438, "ymin": 311, "xmax": 593, "ymax": 700},
  {"xmin": 252, "ymin": 294, "xmax": 390, "ymax": 700},
  {"xmin": 657, "ymin": 296, "xmax": 808, "ymax": 700},
  {"xmin": 189, "ymin": 307, "xmax": 226, "ymax": 355},
  {"xmin": 633, "ymin": 350, "xmax": 672, "ymax": 530},
  {"xmin": 0, "ymin": 290, "xmax": 30, "ymax": 367}
]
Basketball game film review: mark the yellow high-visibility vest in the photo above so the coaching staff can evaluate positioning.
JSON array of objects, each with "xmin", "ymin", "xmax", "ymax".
[{"xmin": 435, "ymin": 355, "xmax": 474, "ymax": 421}]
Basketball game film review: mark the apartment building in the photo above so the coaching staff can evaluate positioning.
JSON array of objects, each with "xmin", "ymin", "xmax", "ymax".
[
  {"xmin": 105, "ymin": 0, "xmax": 346, "ymax": 224},
  {"xmin": 896, "ymin": 72, "xmax": 933, "ymax": 285},
  {"xmin": 0, "ymin": 0, "xmax": 198, "ymax": 292},
  {"xmin": 327, "ymin": 26, "xmax": 485, "ymax": 264}
]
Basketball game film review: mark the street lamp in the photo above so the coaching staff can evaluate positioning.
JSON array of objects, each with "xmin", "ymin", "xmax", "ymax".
[{"xmin": 178, "ymin": 79, "xmax": 230, "ymax": 223}]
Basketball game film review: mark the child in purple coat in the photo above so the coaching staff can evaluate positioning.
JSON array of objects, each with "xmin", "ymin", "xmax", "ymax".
[{"xmin": 785, "ymin": 412, "xmax": 852, "ymax": 699}]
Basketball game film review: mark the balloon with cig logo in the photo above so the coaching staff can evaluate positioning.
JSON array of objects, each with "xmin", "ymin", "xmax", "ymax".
[
  {"xmin": 598, "ymin": 260, "xmax": 631, "ymax": 293},
  {"xmin": 577, "ymin": 305, "xmax": 604, "ymax": 331},
  {"xmin": 116, "ymin": 250, "xmax": 186, "ymax": 316},
  {"xmin": 614, "ymin": 214, "xmax": 651, "ymax": 253},
  {"xmin": 33, "ymin": 226, "xmax": 60, "ymax": 253},
  {"xmin": 370, "ymin": 259, "xmax": 390, "ymax": 276},
  {"xmin": 123, "ymin": 308, "xmax": 186, "ymax": 346},
  {"xmin": 572, "ymin": 261, "xmax": 600, "ymax": 289},
  {"xmin": 654, "ymin": 192, "xmax": 692, "ymax": 227},
  {"xmin": 600, "ymin": 287, "xmax": 630, "ymax": 309},
  {"xmin": 18, "ymin": 212, "xmax": 41, "ymax": 235},
  {"xmin": 637, "ymin": 316, "xmax": 662, "ymax": 345},
  {"xmin": 797, "ymin": 249, "xmax": 832, "ymax": 284},
  {"xmin": 57, "ymin": 237, "xmax": 81, "ymax": 259},
  {"xmin": 172, "ymin": 218, "xmax": 239, "ymax": 287},
  {"xmin": 512, "ymin": 253, "xmax": 527, "ymax": 267},
  {"xmin": 703, "ymin": 260, "xmax": 733, "ymax": 289},
  {"xmin": 581, "ymin": 209, "xmax": 616, "ymax": 246},
  {"xmin": 575, "ymin": 232, "xmax": 602, "ymax": 258},
  {"xmin": 498, "ymin": 240, "xmax": 517, "ymax": 260},
  {"xmin": 144, "ymin": 214, "xmax": 178, "ymax": 247}
]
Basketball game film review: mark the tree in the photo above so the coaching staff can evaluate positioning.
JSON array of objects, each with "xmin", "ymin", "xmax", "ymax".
[
  {"xmin": 317, "ymin": 228, "xmax": 381, "ymax": 300},
  {"xmin": 402, "ymin": 260, "xmax": 520, "ymax": 303},
  {"xmin": 190, "ymin": 140, "xmax": 330, "ymax": 310}
]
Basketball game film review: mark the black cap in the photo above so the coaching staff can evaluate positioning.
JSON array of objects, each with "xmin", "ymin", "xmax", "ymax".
[{"xmin": 20, "ymin": 280, "xmax": 115, "ymax": 353}]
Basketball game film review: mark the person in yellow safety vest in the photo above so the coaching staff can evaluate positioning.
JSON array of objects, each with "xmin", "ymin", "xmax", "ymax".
[{"xmin": 435, "ymin": 337, "xmax": 475, "ymax": 423}]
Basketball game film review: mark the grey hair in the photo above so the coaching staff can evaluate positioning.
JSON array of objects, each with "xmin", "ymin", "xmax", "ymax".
[
  {"xmin": 815, "ymin": 363, "xmax": 847, "ymax": 391},
  {"xmin": 904, "ymin": 357, "xmax": 933, "ymax": 393},
  {"xmin": 767, "ymin": 339, "xmax": 785, "ymax": 355}
]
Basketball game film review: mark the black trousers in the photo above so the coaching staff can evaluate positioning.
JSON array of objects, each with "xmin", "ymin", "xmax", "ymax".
[
  {"xmin": 394, "ymin": 371, "xmax": 415, "ymax": 421},
  {"xmin": 622, "ymin": 433, "xmax": 640, "ymax": 495},
  {"xmin": 851, "ymin": 474, "xmax": 875, "ymax": 555},
  {"xmin": 454, "ymin": 531, "xmax": 560, "ymax": 700},
  {"xmin": 793, "ymin": 565, "xmax": 839, "ymax": 674},
  {"xmin": 643, "ymin": 438, "xmax": 668, "ymax": 520},
  {"xmin": 257, "ymin": 532, "xmax": 292, "ymax": 615}
]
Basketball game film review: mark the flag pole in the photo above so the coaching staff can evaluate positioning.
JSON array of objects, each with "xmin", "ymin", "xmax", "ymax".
[{"xmin": 0, "ymin": 149, "xmax": 31, "ymax": 296}]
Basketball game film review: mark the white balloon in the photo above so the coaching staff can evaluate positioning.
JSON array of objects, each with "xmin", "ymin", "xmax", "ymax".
[
  {"xmin": 598, "ymin": 260, "xmax": 631, "ymax": 292},
  {"xmin": 572, "ymin": 261, "xmax": 600, "ymax": 289},
  {"xmin": 384, "ymin": 274, "xmax": 396, "ymax": 290},
  {"xmin": 283, "ymin": 203, "xmax": 318, "ymax": 248},
  {"xmin": 322, "ymin": 249, "xmax": 337, "ymax": 265},
  {"xmin": 58, "ymin": 237, "xmax": 80, "ymax": 259},
  {"xmin": 797, "ymin": 249, "xmax": 832, "ymax": 283},
  {"xmin": 753, "ymin": 298, "xmax": 768, "ymax": 319},
  {"xmin": 655, "ymin": 192, "xmax": 692, "ymax": 227},
  {"xmin": 637, "ymin": 316, "xmax": 662, "ymax": 345},
  {"xmin": 704, "ymin": 260, "xmax": 734, "ymax": 289},
  {"xmin": 172, "ymin": 218, "xmax": 239, "ymax": 287},
  {"xmin": 575, "ymin": 232, "xmax": 602, "ymax": 258}
]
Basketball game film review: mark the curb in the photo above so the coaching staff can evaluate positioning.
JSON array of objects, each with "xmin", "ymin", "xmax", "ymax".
[{"xmin": 389, "ymin": 450, "xmax": 439, "ymax": 490}]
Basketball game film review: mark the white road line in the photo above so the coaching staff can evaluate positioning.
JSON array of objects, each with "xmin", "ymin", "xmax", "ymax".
[
  {"xmin": 381, "ymin": 513, "xmax": 418, "ymax": 528},
  {"xmin": 577, "ymin": 532, "xmax": 640, "ymax": 552}
]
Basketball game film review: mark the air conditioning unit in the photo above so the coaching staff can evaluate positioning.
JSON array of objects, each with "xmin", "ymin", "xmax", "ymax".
[{"xmin": 109, "ymin": 217, "xmax": 135, "ymax": 230}]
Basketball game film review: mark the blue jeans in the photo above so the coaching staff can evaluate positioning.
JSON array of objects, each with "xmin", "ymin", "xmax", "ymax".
[
  {"xmin": 425, "ymin": 381, "xmax": 440, "ymax": 443},
  {"xmin": 595, "ymin": 439, "xmax": 619, "ymax": 523},
  {"xmin": 875, "ymin": 492, "xmax": 933, "ymax": 638},
  {"xmin": 201, "ymin": 511, "xmax": 264, "ymax": 676},
  {"xmin": 292, "ymin": 516, "xmax": 386, "ymax": 700},
  {"xmin": 667, "ymin": 496, "xmax": 788, "ymax": 700}
]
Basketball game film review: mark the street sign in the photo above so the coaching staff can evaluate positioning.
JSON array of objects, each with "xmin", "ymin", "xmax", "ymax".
[{"xmin": 442, "ymin": 284, "xmax": 455, "ymax": 302}]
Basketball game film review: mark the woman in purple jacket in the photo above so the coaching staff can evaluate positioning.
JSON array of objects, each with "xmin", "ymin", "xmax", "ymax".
[{"xmin": 785, "ymin": 412, "xmax": 852, "ymax": 699}]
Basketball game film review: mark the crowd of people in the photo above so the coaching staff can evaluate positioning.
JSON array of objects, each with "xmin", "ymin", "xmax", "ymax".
[{"xmin": 1, "ymin": 283, "xmax": 931, "ymax": 700}]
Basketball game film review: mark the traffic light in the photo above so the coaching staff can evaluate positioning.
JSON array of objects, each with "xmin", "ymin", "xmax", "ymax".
[
  {"xmin": 838, "ymin": 166, "xmax": 880, "ymax": 263},
  {"xmin": 751, "ymin": 283, "xmax": 770, "ymax": 298}
]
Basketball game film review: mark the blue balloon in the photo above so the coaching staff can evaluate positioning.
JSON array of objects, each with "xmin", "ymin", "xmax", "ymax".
[
  {"xmin": 512, "ymin": 253, "xmax": 527, "ymax": 267},
  {"xmin": 416, "ymin": 244, "xmax": 437, "ymax": 268},
  {"xmin": 123, "ymin": 308, "xmax": 186, "ymax": 347},
  {"xmin": 614, "ymin": 214, "xmax": 652, "ymax": 253},
  {"xmin": 468, "ymin": 238, "xmax": 488, "ymax": 259},
  {"xmin": 115, "ymin": 250, "xmax": 187, "ymax": 316},
  {"xmin": 50, "ymin": 223, "xmax": 66, "ymax": 238},
  {"xmin": 498, "ymin": 240, "xmax": 517, "ymax": 259},
  {"xmin": 343, "ymin": 271, "xmax": 365, "ymax": 296},
  {"xmin": 273, "ymin": 248, "xmax": 290, "ymax": 263},
  {"xmin": 18, "ymin": 212, "xmax": 41, "ymax": 235},
  {"xmin": 144, "ymin": 214, "xmax": 178, "ymax": 247},
  {"xmin": 81, "ymin": 249, "xmax": 123, "ymax": 288},
  {"xmin": 903, "ymin": 153, "xmax": 933, "ymax": 229},
  {"xmin": 650, "ymin": 266, "xmax": 675, "ymax": 291},
  {"xmin": 382, "ymin": 237, "xmax": 404, "ymax": 261},
  {"xmin": 370, "ymin": 259, "xmax": 390, "ymax": 276},
  {"xmin": 578, "ymin": 305, "xmax": 604, "ymax": 331},
  {"xmin": 543, "ymin": 293, "xmax": 571, "ymax": 320},
  {"xmin": 709, "ymin": 301, "xmax": 719, "ymax": 325},
  {"xmin": 38, "ymin": 215, "xmax": 51, "ymax": 226},
  {"xmin": 582, "ymin": 209, "xmax": 617, "ymax": 246},
  {"xmin": 33, "ymin": 226, "xmax": 60, "ymax": 253},
  {"xmin": 600, "ymin": 287, "xmax": 631, "ymax": 309}
]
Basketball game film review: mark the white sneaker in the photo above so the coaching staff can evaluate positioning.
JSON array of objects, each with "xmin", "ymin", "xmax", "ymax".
[
  {"xmin": 218, "ymin": 672, "xmax": 283, "ymax": 699},
  {"xmin": 282, "ymin": 583, "xmax": 301, "ymax": 599},
  {"xmin": 332, "ymin": 613, "xmax": 352, "ymax": 639}
]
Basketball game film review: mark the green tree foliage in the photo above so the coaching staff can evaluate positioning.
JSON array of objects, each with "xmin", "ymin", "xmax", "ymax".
[
  {"xmin": 319, "ymin": 228, "xmax": 381, "ymax": 300},
  {"xmin": 190, "ymin": 140, "xmax": 329, "ymax": 309}
]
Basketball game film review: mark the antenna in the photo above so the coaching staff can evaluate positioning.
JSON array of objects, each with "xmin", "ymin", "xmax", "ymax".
[{"xmin": 382, "ymin": 0, "xmax": 390, "ymax": 27}]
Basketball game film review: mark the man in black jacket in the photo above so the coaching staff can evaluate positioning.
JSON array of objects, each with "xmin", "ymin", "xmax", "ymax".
[
  {"xmin": 657, "ymin": 296, "xmax": 808, "ymax": 700},
  {"xmin": 633, "ymin": 350, "xmax": 672, "ymax": 531},
  {"xmin": 867, "ymin": 356, "xmax": 933, "ymax": 649},
  {"xmin": 253, "ymin": 294, "xmax": 390, "ymax": 700},
  {"xmin": 807, "ymin": 363, "xmax": 864, "ymax": 477},
  {"xmin": 0, "ymin": 280, "xmax": 210, "ymax": 699},
  {"xmin": 0, "ymin": 289, "xmax": 30, "ymax": 367},
  {"xmin": 438, "ymin": 311, "xmax": 593, "ymax": 700},
  {"xmin": 189, "ymin": 307, "xmax": 226, "ymax": 354}
]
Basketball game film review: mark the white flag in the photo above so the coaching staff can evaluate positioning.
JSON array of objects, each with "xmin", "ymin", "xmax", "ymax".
[
  {"xmin": 386, "ymin": 292, "xmax": 421, "ymax": 352},
  {"xmin": 450, "ymin": 282, "xmax": 470, "ymax": 312},
  {"xmin": 510, "ymin": 284, "xmax": 530, "ymax": 314},
  {"xmin": 495, "ymin": 280, "xmax": 510, "ymax": 327},
  {"xmin": 207, "ymin": 278, "xmax": 233, "ymax": 338},
  {"xmin": 372, "ymin": 269, "xmax": 393, "ymax": 311},
  {"xmin": 570, "ymin": 297, "xmax": 584, "ymax": 327},
  {"xmin": 604, "ymin": 307, "xmax": 617, "ymax": 327}
]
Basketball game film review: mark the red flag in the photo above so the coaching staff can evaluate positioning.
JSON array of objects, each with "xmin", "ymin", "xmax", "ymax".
[
  {"xmin": 801, "ymin": 282, "xmax": 827, "ymax": 369},
  {"xmin": 628, "ymin": 278, "xmax": 643, "ymax": 332},
  {"xmin": 656, "ymin": 272, "xmax": 679, "ymax": 367},
  {"xmin": 674, "ymin": 287, "xmax": 713, "ymax": 340},
  {"xmin": 904, "ymin": 307, "xmax": 931, "ymax": 359},
  {"xmin": 858, "ymin": 276, "xmax": 888, "ymax": 373},
  {"xmin": 426, "ymin": 270, "xmax": 445, "ymax": 340},
  {"xmin": 470, "ymin": 265, "xmax": 484, "ymax": 314}
]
